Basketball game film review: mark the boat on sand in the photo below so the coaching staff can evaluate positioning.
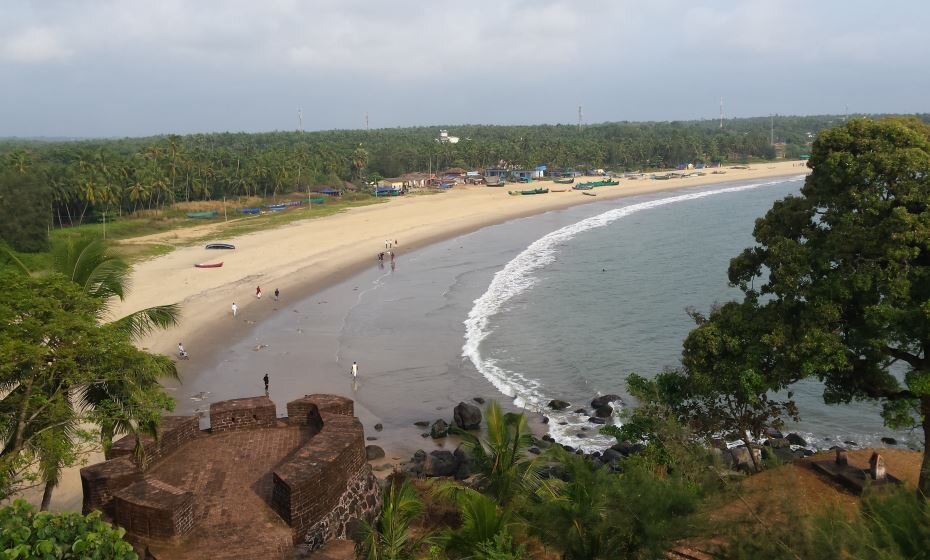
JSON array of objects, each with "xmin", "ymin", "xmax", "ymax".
[
  {"xmin": 508, "ymin": 187, "xmax": 549, "ymax": 196},
  {"xmin": 205, "ymin": 243, "xmax": 235, "ymax": 250},
  {"xmin": 194, "ymin": 262, "xmax": 224, "ymax": 268},
  {"xmin": 582, "ymin": 191, "xmax": 597, "ymax": 197},
  {"xmin": 553, "ymin": 177, "xmax": 575, "ymax": 184}
]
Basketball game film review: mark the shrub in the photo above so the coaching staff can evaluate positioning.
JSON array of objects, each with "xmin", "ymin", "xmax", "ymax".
[{"xmin": 0, "ymin": 499, "xmax": 137, "ymax": 559}]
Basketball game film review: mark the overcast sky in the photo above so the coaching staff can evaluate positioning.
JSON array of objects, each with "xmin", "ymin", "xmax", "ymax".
[{"xmin": 1, "ymin": 0, "xmax": 928, "ymax": 138}]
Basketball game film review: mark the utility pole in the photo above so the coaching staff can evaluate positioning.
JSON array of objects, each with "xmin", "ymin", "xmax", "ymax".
[
  {"xmin": 719, "ymin": 98, "xmax": 724, "ymax": 129},
  {"xmin": 298, "ymin": 108, "xmax": 303, "ymax": 132},
  {"xmin": 365, "ymin": 112, "xmax": 369, "ymax": 132},
  {"xmin": 770, "ymin": 115, "xmax": 775, "ymax": 145},
  {"xmin": 577, "ymin": 105, "xmax": 583, "ymax": 131}
]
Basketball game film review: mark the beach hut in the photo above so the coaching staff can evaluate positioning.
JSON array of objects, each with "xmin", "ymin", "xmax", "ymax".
[
  {"xmin": 532, "ymin": 165, "xmax": 547, "ymax": 179},
  {"xmin": 484, "ymin": 167, "xmax": 509, "ymax": 178},
  {"xmin": 510, "ymin": 169, "xmax": 532, "ymax": 182}
]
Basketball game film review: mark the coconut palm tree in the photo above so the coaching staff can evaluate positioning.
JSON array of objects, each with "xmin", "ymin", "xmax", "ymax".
[
  {"xmin": 357, "ymin": 477, "xmax": 431, "ymax": 560},
  {"xmin": 453, "ymin": 402, "xmax": 540, "ymax": 506},
  {"xmin": 432, "ymin": 481, "xmax": 525, "ymax": 559},
  {"xmin": 2, "ymin": 238, "xmax": 181, "ymax": 507}
]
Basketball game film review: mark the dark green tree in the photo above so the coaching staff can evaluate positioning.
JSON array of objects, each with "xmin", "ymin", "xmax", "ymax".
[
  {"xmin": 0, "ymin": 167, "xmax": 50, "ymax": 252},
  {"xmin": 0, "ymin": 272, "xmax": 176, "ymax": 506},
  {"xmin": 726, "ymin": 117, "xmax": 930, "ymax": 496}
]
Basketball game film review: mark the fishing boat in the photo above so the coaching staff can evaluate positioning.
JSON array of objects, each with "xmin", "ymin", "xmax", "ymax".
[
  {"xmin": 572, "ymin": 183, "xmax": 594, "ymax": 190},
  {"xmin": 194, "ymin": 262, "xmax": 224, "ymax": 268},
  {"xmin": 553, "ymin": 177, "xmax": 575, "ymax": 184},
  {"xmin": 508, "ymin": 187, "xmax": 549, "ymax": 196},
  {"xmin": 237, "ymin": 207, "xmax": 260, "ymax": 215},
  {"xmin": 186, "ymin": 210, "xmax": 219, "ymax": 219},
  {"xmin": 205, "ymin": 243, "xmax": 235, "ymax": 250},
  {"xmin": 550, "ymin": 188, "xmax": 568, "ymax": 193},
  {"xmin": 582, "ymin": 191, "xmax": 597, "ymax": 197}
]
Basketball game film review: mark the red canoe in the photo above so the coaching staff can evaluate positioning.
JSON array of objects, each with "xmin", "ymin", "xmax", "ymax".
[{"xmin": 194, "ymin": 262, "xmax": 224, "ymax": 268}]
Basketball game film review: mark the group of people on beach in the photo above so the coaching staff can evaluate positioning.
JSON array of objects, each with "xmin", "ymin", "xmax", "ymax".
[
  {"xmin": 230, "ymin": 286, "xmax": 280, "ymax": 318},
  {"xmin": 379, "ymin": 239, "xmax": 399, "ymax": 269}
]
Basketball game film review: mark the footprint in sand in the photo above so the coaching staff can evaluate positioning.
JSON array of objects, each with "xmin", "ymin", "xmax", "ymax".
[{"xmin": 253, "ymin": 344, "xmax": 268, "ymax": 352}]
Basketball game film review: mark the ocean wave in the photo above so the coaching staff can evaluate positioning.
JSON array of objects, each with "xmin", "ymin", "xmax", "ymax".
[{"xmin": 462, "ymin": 176, "xmax": 807, "ymax": 452}]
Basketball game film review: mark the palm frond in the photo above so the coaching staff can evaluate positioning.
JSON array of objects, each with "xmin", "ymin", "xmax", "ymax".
[
  {"xmin": 110, "ymin": 304, "xmax": 182, "ymax": 340},
  {"xmin": 0, "ymin": 245, "xmax": 31, "ymax": 275}
]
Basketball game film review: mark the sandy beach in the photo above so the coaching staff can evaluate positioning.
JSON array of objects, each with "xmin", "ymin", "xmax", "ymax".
[
  {"xmin": 31, "ymin": 162, "xmax": 809, "ymax": 512},
  {"xmin": 112, "ymin": 162, "xmax": 809, "ymax": 360}
]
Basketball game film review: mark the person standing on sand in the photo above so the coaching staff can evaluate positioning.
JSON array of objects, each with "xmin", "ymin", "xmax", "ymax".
[
  {"xmin": 256, "ymin": 286, "xmax": 262, "ymax": 299},
  {"xmin": 351, "ymin": 361, "xmax": 358, "ymax": 378},
  {"xmin": 274, "ymin": 288, "xmax": 280, "ymax": 301},
  {"xmin": 263, "ymin": 373, "xmax": 269, "ymax": 392},
  {"xmin": 231, "ymin": 302, "xmax": 238, "ymax": 317}
]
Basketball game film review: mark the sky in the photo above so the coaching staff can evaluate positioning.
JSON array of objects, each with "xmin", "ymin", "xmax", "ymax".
[{"xmin": 1, "ymin": 0, "xmax": 928, "ymax": 138}]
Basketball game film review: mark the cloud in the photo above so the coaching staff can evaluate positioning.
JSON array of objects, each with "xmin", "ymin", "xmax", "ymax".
[
  {"xmin": 1, "ymin": 26, "xmax": 72, "ymax": 62},
  {"xmin": 0, "ymin": 1, "xmax": 927, "ymax": 136}
]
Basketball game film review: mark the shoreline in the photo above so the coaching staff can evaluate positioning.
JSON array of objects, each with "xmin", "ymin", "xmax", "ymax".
[{"xmin": 113, "ymin": 162, "xmax": 810, "ymax": 366}]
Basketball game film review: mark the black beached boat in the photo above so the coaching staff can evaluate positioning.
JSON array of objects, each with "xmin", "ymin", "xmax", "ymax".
[{"xmin": 205, "ymin": 243, "xmax": 235, "ymax": 250}]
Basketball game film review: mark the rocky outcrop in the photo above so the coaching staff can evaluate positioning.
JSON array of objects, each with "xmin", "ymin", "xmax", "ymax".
[
  {"xmin": 430, "ymin": 419, "xmax": 449, "ymax": 439},
  {"xmin": 590, "ymin": 394, "xmax": 622, "ymax": 409},
  {"xmin": 453, "ymin": 402, "xmax": 482, "ymax": 430},
  {"xmin": 547, "ymin": 399, "xmax": 570, "ymax": 411}
]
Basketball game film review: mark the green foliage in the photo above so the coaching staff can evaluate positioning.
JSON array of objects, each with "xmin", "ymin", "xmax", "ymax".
[
  {"xmin": 358, "ymin": 477, "xmax": 431, "ymax": 560},
  {"xmin": 602, "ymin": 374, "xmax": 717, "ymax": 479},
  {"xmin": 720, "ymin": 117, "xmax": 930, "ymax": 494},
  {"xmin": 0, "ymin": 271, "xmax": 176, "ymax": 501},
  {"xmin": 722, "ymin": 488, "xmax": 930, "ymax": 559},
  {"xmin": 0, "ymin": 114, "xmax": 862, "ymax": 233},
  {"xmin": 0, "ymin": 167, "xmax": 50, "ymax": 252},
  {"xmin": 527, "ymin": 449, "xmax": 700, "ymax": 560},
  {"xmin": 452, "ymin": 401, "xmax": 540, "ymax": 506},
  {"xmin": 431, "ymin": 482, "xmax": 523, "ymax": 559},
  {"xmin": 0, "ymin": 499, "xmax": 137, "ymax": 559}
]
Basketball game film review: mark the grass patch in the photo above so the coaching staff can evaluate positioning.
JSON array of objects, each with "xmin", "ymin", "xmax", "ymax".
[{"xmin": 23, "ymin": 193, "xmax": 390, "ymax": 268}]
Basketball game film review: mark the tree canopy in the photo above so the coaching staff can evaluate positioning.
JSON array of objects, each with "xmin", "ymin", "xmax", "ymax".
[
  {"xmin": 0, "ymin": 114, "xmax": 906, "ymax": 240},
  {"xmin": 0, "ymin": 271, "xmax": 176, "ymax": 503},
  {"xmin": 697, "ymin": 117, "xmax": 930, "ymax": 496}
]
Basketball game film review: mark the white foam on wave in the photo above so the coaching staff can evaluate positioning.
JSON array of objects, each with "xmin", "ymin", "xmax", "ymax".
[{"xmin": 463, "ymin": 176, "xmax": 807, "ymax": 452}]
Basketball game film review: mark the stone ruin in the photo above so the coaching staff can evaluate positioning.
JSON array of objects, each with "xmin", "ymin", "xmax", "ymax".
[{"xmin": 80, "ymin": 394, "xmax": 381, "ymax": 558}]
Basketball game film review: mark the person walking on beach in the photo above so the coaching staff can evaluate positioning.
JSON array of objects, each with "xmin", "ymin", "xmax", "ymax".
[
  {"xmin": 263, "ymin": 373, "xmax": 269, "ymax": 392},
  {"xmin": 274, "ymin": 288, "xmax": 280, "ymax": 301},
  {"xmin": 177, "ymin": 342, "xmax": 188, "ymax": 359},
  {"xmin": 231, "ymin": 302, "xmax": 238, "ymax": 317},
  {"xmin": 256, "ymin": 286, "xmax": 262, "ymax": 299},
  {"xmin": 351, "ymin": 361, "xmax": 358, "ymax": 378}
]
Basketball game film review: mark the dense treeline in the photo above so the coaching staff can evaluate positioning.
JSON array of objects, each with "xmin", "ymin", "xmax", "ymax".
[{"xmin": 0, "ymin": 114, "xmax": 927, "ymax": 244}]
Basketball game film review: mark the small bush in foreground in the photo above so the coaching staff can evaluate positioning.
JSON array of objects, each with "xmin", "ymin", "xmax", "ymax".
[{"xmin": 0, "ymin": 499, "xmax": 137, "ymax": 559}]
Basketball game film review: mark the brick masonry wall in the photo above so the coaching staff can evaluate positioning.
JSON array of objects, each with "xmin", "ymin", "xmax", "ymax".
[
  {"xmin": 286, "ymin": 398, "xmax": 324, "ymax": 433},
  {"xmin": 113, "ymin": 478, "xmax": 195, "ymax": 540},
  {"xmin": 209, "ymin": 396, "xmax": 276, "ymax": 433},
  {"xmin": 107, "ymin": 416, "xmax": 200, "ymax": 470},
  {"xmin": 305, "ymin": 394, "xmax": 354, "ymax": 417},
  {"xmin": 80, "ymin": 457, "xmax": 142, "ymax": 516},
  {"xmin": 271, "ymin": 414, "xmax": 368, "ymax": 543},
  {"xmin": 301, "ymin": 466, "xmax": 382, "ymax": 552}
]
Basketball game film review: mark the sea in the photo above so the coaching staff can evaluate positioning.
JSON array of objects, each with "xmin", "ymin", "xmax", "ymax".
[{"xmin": 173, "ymin": 175, "xmax": 919, "ymax": 453}]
